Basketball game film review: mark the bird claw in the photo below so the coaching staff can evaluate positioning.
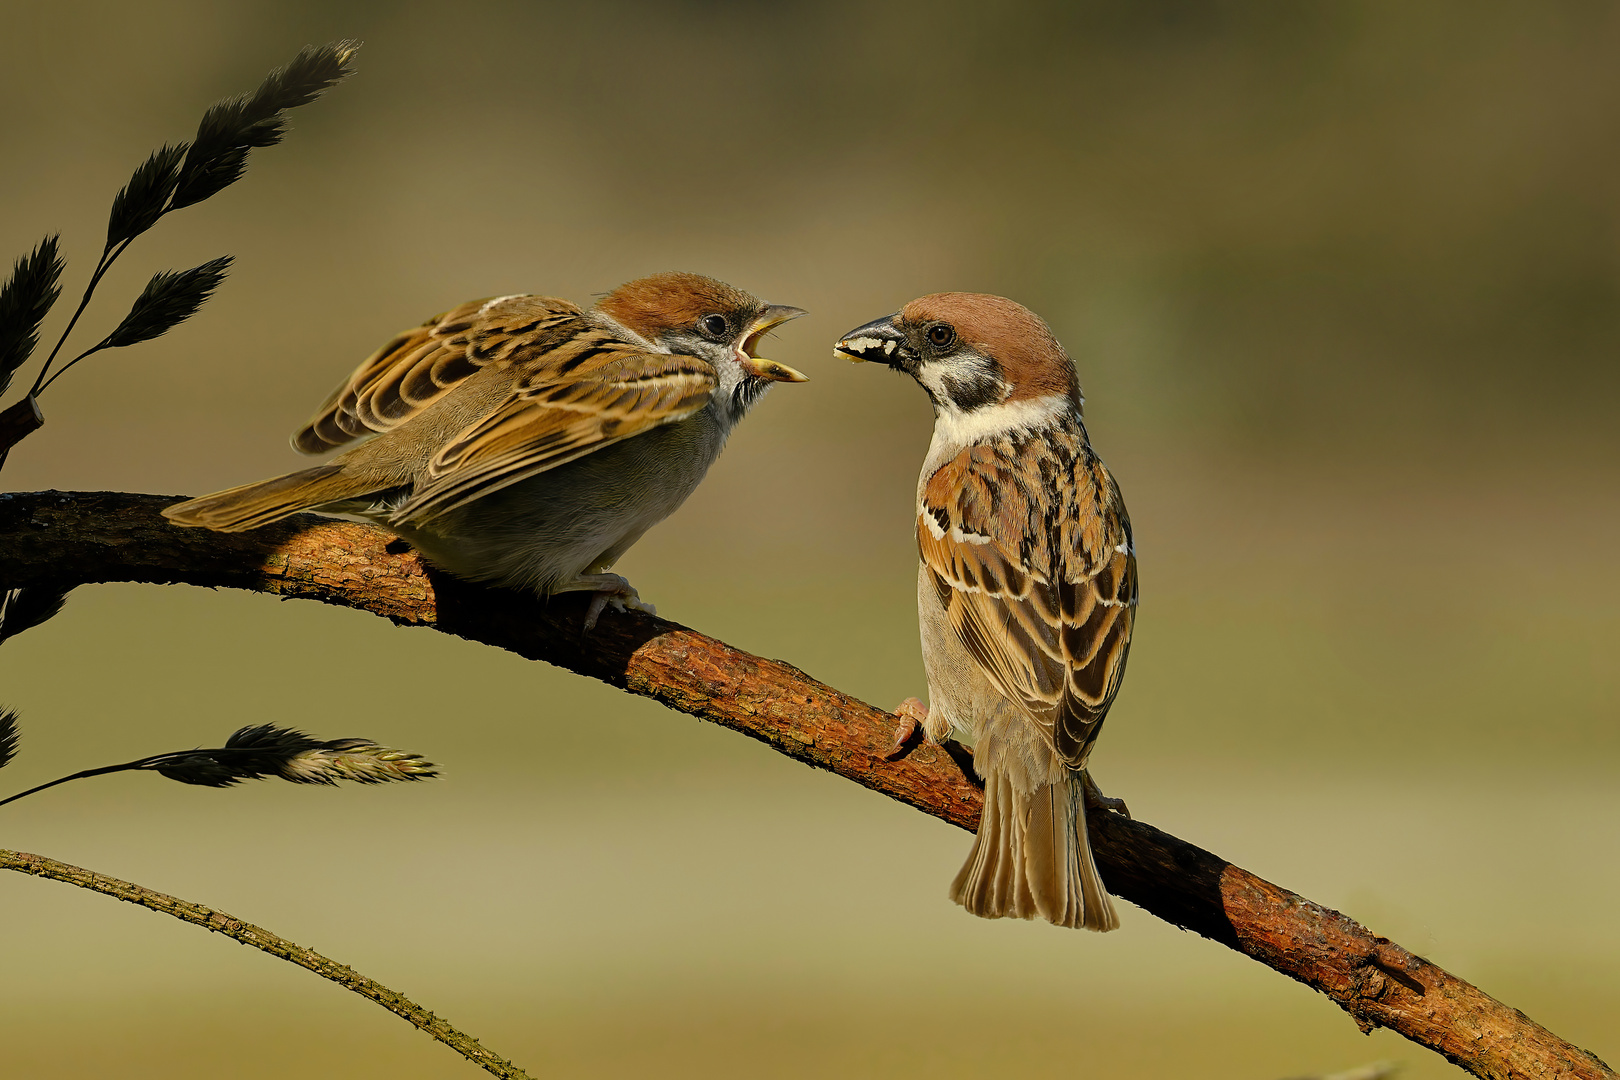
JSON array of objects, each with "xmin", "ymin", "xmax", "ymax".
[
  {"xmin": 886, "ymin": 697, "xmax": 929, "ymax": 759},
  {"xmin": 582, "ymin": 592, "xmax": 613, "ymax": 634},
  {"xmin": 579, "ymin": 578, "xmax": 655, "ymax": 634},
  {"xmin": 1081, "ymin": 770, "xmax": 1130, "ymax": 818}
]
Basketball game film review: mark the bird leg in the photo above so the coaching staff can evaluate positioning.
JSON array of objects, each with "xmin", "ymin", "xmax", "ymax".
[
  {"xmin": 550, "ymin": 572, "xmax": 656, "ymax": 633},
  {"xmin": 886, "ymin": 697, "xmax": 930, "ymax": 759},
  {"xmin": 1081, "ymin": 769, "xmax": 1130, "ymax": 819}
]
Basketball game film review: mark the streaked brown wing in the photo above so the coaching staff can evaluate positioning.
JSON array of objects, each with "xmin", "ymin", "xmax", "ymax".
[
  {"xmin": 1051, "ymin": 525, "xmax": 1135, "ymax": 765},
  {"xmin": 292, "ymin": 295, "xmax": 586, "ymax": 455},
  {"xmin": 919, "ymin": 438, "xmax": 1137, "ymax": 768},
  {"xmin": 391, "ymin": 335, "xmax": 716, "ymax": 521}
]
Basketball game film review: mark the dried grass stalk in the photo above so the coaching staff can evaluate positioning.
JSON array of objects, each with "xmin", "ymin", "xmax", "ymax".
[
  {"xmin": 0, "ymin": 723, "xmax": 436, "ymax": 809},
  {"xmin": 106, "ymin": 145, "xmax": 187, "ymax": 251},
  {"xmin": 0, "ymin": 237, "xmax": 64, "ymax": 395},
  {"xmin": 0, "ymin": 584, "xmax": 71, "ymax": 646},
  {"xmin": 0, "ymin": 40, "xmax": 363, "ymax": 468},
  {"xmin": 0, "ymin": 708, "xmax": 18, "ymax": 771},
  {"xmin": 172, "ymin": 40, "xmax": 360, "ymax": 209},
  {"xmin": 100, "ymin": 256, "xmax": 233, "ymax": 351}
]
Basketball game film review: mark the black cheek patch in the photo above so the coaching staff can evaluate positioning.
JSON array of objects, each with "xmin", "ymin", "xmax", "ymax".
[{"xmin": 941, "ymin": 370, "xmax": 1005, "ymax": 412}]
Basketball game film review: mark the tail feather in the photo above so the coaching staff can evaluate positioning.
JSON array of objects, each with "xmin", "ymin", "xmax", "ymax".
[
  {"xmin": 162, "ymin": 465, "xmax": 382, "ymax": 532},
  {"xmin": 950, "ymin": 770, "xmax": 1118, "ymax": 931}
]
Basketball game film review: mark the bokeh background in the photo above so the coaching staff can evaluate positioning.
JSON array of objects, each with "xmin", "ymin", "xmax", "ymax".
[{"xmin": 2, "ymin": 2, "xmax": 1617, "ymax": 1077}]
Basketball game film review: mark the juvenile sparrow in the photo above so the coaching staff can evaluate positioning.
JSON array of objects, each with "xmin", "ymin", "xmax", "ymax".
[
  {"xmin": 836, "ymin": 294, "xmax": 1136, "ymax": 931},
  {"xmin": 165, "ymin": 272, "xmax": 807, "ymax": 626}
]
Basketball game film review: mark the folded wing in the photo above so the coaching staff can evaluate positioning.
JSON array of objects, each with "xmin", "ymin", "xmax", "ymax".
[
  {"xmin": 292, "ymin": 295, "xmax": 588, "ymax": 455},
  {"xmin": 395, "ymin": 339, "xmax": 716, "ymax": 521},
  {"xmin": 918, "ymin": 434, "xmax": 1137, "ymax": 768},
  {"xmin": 287, "ymin": 294, "xmax": 717, "ymax": 523}
]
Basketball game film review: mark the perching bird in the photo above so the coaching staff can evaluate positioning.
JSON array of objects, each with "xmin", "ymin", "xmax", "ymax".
[
  {"xmin": 835, "ymin": 293, "xmax": 1137, "ymax": 931},
  {"xmin": 165, "ymin": 272, "xmax": 806, "ymax": 627}
]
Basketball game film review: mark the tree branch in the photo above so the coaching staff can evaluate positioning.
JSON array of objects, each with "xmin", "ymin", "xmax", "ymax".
[
  {"xmin": 0, "ymin": 848, "xmax": 533, "ymax": 1079},
  {"xmin": 0, "ymin": 396, "xmax": 44, "ymax": 459},
  {"xmin": 1, "ymin": 489, "xmax": 1611, "ymax": 1080}
]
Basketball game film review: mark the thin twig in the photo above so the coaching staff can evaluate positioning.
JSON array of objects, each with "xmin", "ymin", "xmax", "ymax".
[
  {"xmin": 0, "ymin": 848, "xmax": 534, "ymax": 1080},
  {"xmin": 0, "ymin": 489, "xmax": 1613, "ymax": 1080}
]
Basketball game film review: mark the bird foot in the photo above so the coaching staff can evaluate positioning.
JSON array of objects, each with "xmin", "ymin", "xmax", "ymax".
[
  {"xmin": 886, "ymin": 697, "xmax": 929, "ymax": 759},
  {"xmin": 575, "ymin": 574, "xmax": 655, "ymax": 633},
  {"xmin": 1081, "ymin": 771, "xmax": 1130, "ymax": 819}
]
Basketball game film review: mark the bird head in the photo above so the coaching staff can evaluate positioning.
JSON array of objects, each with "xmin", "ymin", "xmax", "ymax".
[
  {"xmin": 834, "ymin": 293, "xmax": 1081, "ymax": 422},
  {"xmin": 596, "ymin": 272, "xmax": 807, "ymax": 417}
]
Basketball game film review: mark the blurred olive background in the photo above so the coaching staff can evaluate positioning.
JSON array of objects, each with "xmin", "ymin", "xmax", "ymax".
[{"xmin": 2, "ymin": 1, "xmax": 1617, "ymax": 1077}]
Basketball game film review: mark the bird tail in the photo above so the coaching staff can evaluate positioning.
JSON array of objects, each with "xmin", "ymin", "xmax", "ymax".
[
  {"xmin": 162, "ymin": 465, "xmax": 383, "ymax": 532},
  {"xmin": 949, "ymin": 769, "xmax": 1118, "ymax": 931}
]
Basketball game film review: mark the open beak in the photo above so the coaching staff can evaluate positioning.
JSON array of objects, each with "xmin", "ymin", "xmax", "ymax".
[
  {"xmin": 834, "ymin": 314, "xmax": 909, "ymax": 367},
  {"xmin": 739, "ymin": 304, "xmax": 809, "ymax": 383}
]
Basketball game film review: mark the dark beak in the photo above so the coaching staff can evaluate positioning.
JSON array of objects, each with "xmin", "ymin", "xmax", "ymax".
[{"xmin": 834, "ymin": 314, "xmax": 910, "ymax": 367}]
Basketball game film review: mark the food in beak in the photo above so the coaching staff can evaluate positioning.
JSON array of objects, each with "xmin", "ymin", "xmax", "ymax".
[{"xmin": 832, "ymin": 315, "xmax": 905, "ymax": 365}]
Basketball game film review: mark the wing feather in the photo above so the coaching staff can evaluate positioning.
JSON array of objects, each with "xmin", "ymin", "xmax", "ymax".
[
  {"xmin": 919, "ymin": 428, "xmax": 1137, "ymax": 768},
  {"xmin": 392, "ymin": 336, "xmax": 716, "ymax": 521},
  {"xmin": 288, "ymin": 293, "xmax": 718, "ymax": 524},
  {"xmin": 292, "ymin": 295, "xmax": 587, "ymax": 455}
]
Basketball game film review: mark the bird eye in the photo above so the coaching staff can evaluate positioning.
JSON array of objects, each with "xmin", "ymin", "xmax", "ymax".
[
  {"xmin": 700, "ymin": 314, "xmax": 729, "ymax": 339},
  {"xmin": 926, "ymin": 323, "xmax": 956, "ymax": 349}
]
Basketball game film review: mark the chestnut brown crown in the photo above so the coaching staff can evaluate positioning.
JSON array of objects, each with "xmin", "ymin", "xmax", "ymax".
[
  {"xmin": 899, "ymin": 292, "xmax": 1077, "ymax": 403},
  {"xmin": 596, "ymin": 272, "xmax": 766, "ymax": 344}
]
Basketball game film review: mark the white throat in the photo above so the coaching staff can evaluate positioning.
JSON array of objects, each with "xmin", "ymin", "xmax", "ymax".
[{"xmin": 919, "ymin": 393, "xmax": 1073, "ymax": 487}]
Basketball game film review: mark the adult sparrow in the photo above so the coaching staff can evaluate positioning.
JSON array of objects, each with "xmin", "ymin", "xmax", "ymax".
[
  {"xmin": 165, "ymin": 272, "xmax": 807, "ymax": 627},
  {"xmin": 835, "ymin": 293, "xmax": 1136, "ymax": 931}
]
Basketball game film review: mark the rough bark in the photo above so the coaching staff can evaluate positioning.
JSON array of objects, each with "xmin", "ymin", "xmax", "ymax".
[{"xmin": 0, "ymin": 489, "xmax": 1611, "ymax": 1080}]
